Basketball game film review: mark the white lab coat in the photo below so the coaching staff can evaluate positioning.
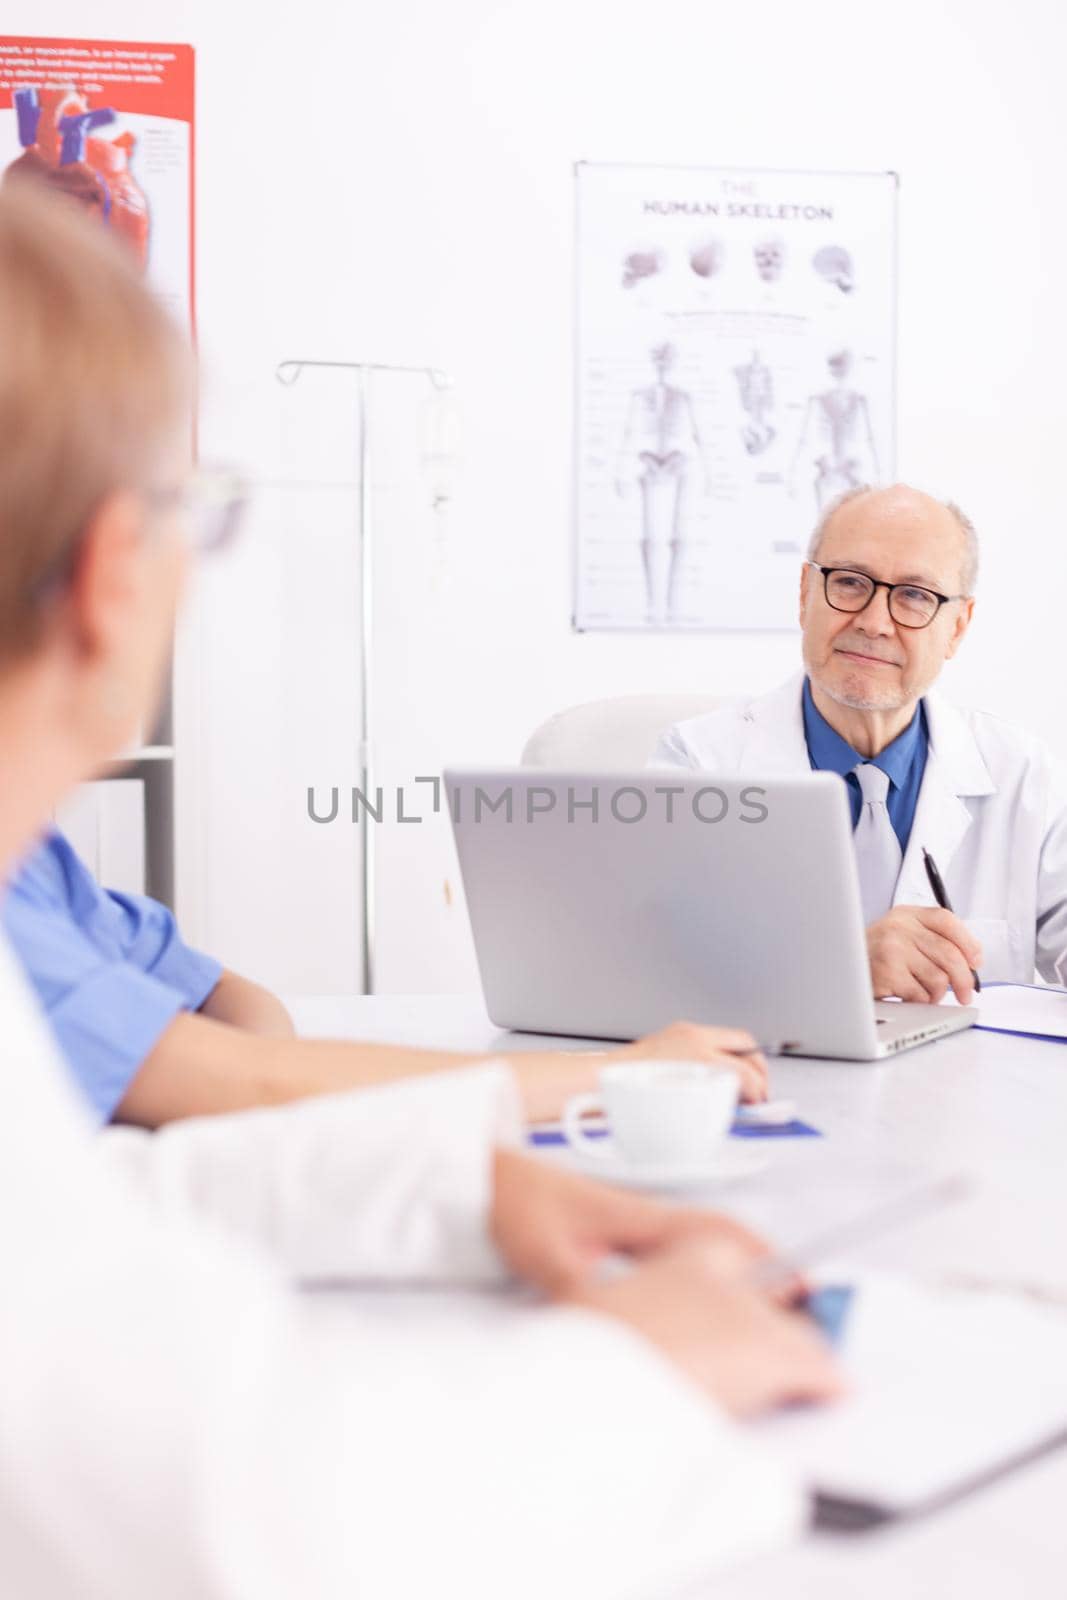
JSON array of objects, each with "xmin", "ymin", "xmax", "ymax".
[
  {"xmin": 651, "ymin": 674, "xmax": 1067, "ymax": 985},
  {"xmin": 0, "ymin": 933, "xmax": 802, "ymax": 1600}
]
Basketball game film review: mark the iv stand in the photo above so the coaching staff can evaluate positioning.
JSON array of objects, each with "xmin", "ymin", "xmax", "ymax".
[{"xmin": 275, "ymin": 359, "xmax": 452, "ymax": 994}]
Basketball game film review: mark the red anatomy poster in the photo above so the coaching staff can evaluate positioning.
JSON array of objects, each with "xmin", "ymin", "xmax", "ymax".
[{"xmin": 0, "ymin": 36, "xmax": 195, "ymax": 336}]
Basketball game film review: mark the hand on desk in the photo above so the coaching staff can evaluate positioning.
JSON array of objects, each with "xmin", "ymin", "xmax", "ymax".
[
  {"xmin": 867, "ymin": 906, "xmax": 982, "ymax": 1006},
  {"xmin": 564, "ymin": 1239, "xmax": 843, "ymax": 1418},
  {"xmin": 511, "ymin": 1023, "xmax": 768, "ymax": 1123},
  {"xmin": 489, "ymin": 1150, "xmax": 838, "ymax": 1416},
  {"xmin": 490, "ymin": 1147, "xmax": 769, "ymax": 1295},
  {"xmin": 616, "ymin": 1022, "xmax": 768, "ymax": 1100}
]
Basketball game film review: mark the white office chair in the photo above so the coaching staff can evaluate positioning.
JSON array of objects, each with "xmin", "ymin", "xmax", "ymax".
[{"xmin": 521, "ymin": 693, "xmax": 725, "ymax": 770}]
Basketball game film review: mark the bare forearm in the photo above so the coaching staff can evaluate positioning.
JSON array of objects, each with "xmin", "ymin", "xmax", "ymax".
[
  {"xmin": 112, "ymin": 1012, "xmax": 763, "ymax": 1131},
  {"xmin": 199, "ymin": 969, "xmax": 295, "ymax": 1038},
  {"xmin": 113, "ymin": 1013, "xmax": 491, "ymax": 1127}
]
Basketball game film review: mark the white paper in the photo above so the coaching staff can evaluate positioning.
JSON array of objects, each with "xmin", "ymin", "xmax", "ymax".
[
  {"xmin": 760, "ymin": 1274, "xmax": 1067, "ymax": 1511},
  {"xmin": 573, "ymin": 163, "xmax": 898, "ymax": 632},
  {"xmin": 967, "ymin": 983, "xmax": 1067, "ymax": 1040}
]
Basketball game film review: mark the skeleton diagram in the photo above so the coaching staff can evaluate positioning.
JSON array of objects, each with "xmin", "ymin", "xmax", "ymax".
[
  {"xmin": 790, "ymin": 349, "xmax": 879, "ymax": 510},
  {"xmin": 615, "ymin": 343, "xmax": 709, "ymax": 623},
  {"xmin": 733, "ymin": 350, "xmax": 776, "ymax": 455}
]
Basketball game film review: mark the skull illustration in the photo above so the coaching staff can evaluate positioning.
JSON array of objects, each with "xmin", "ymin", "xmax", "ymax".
[
  {"xmin": 621, "ymin": 248, "xmax": 665, "ymax": 289},
  {"xmin": 753, "ymin": 237, "xmax": 785, "ymax": 283},
  {"xmin": 827, "ymin": 347, "xmax": 853, "ymax": 381},
  {"xmin": 813, "ymin": 244, "xmax": 855, "ymax": 293},
  {"xmin": 688, "ymin": 235, "xmax": 725, "ymax": 279}
]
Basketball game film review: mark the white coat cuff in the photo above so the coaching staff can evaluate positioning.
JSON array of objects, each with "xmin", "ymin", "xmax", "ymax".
[{"xmin": 96, "ymin": 1062, "xmax": 524, "ymax": 1285}]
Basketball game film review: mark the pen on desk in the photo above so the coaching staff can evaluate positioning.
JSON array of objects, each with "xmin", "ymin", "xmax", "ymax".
[{"xmin": 921, "ymin": 846, "xmax": 981, "ymax": 995}]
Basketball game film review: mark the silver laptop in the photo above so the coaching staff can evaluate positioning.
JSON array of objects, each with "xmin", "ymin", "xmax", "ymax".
[{"xmin": 444, "ymin": 768, "xmax": 976, "ymax": 1060}]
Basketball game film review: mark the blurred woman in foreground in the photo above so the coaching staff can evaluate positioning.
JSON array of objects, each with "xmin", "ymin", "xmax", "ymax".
[{"xmin": 0, "ymin": 185, "xmax": 836, "ymax": 1600}]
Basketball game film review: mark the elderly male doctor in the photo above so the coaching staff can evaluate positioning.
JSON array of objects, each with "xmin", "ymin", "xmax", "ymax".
[{"xmin": 653, "ymin": 483, "xmax": 1067, "ymax": 1002}]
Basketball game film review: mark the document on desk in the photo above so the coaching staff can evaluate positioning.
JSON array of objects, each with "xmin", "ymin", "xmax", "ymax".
[
  {"xmin": 966, "ymin": 982, "xmax": 1067, "ymax": 1042},
  {"xmin": 761, "ymin": 1274, "xmax": 1067, "ymax": 1528}
]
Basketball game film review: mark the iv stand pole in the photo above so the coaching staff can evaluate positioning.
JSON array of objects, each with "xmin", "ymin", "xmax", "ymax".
[{"xmin": 275, "ymin": 359, "xmax": 451, "ymax": 994}]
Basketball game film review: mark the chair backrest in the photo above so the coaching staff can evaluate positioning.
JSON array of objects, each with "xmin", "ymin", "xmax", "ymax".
[{"xmin": 521, "ymin": 693, "xmax": 726, "ymax": 771}]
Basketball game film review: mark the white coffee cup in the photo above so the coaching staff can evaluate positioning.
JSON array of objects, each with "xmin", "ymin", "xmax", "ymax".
[{"xmin": 561, "ymin": 1060, "xmax": 740, "ymax": 1170}]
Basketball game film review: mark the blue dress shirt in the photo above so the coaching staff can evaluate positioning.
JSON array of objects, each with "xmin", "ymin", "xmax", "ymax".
[
  {"xmin": 2, "ymin": 829, "xmax": 223, "ymax": 1122},
  {"xmin": 801, "ymin": 678, "xmax": 928, "ymax": 855}
]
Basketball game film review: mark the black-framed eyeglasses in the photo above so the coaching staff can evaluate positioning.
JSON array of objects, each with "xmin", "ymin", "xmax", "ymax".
[{"xmin": 807, "ymin": 561, "xmax": 968, "ymax": 630}]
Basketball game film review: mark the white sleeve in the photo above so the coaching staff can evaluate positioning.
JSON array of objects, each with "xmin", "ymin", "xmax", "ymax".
[
  {"xmin": 0, "ymin": 940, "xmax": 805, "ymax": 1600},
  {"xmin": 95, "ymin": 1062, "xmax": 524, "ymax": 1284},
  {"xmin": 3, "ymin": 1201, "xmax": 804, "ymax": 1600},
  {"xmin": 1035, "ymin": 759, "xmax": 1067, "ymax": 985},
  {"xmin": 647, "ymin": 722, "xmax": 699, "ymax": 771}
]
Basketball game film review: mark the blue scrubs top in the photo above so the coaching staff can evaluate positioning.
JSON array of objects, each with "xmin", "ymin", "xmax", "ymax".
[
  {"xmin": 801, "ymin": 677, "xmax": 928, "ymax": 855},
  {"xmin": 2, "ymin": 828, "xmax": 223, "ymax": 1123}
]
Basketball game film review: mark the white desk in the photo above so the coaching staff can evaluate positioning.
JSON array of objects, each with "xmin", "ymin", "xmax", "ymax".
[{"xmin": 288, "ymin": 994, "xmax": 1067, "ymax": 1596}]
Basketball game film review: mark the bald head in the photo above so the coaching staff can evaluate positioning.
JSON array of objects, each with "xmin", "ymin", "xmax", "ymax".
[{"xmin": 808, "ymin": 484, "xmax": 978, "ymax": 597}]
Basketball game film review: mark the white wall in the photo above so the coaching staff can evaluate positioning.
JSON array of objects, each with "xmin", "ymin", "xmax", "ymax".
[{"xmin": 20, "ymin": 0, "xmax": 1067, "ymax": 994}]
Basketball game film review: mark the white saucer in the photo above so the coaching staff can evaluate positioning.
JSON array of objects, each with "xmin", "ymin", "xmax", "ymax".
[{"xmin": 560, "ymin": 1141, "xmax": 770, "ymax": 1191}]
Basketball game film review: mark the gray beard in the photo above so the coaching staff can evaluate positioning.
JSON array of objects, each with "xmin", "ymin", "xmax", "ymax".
[{"xmin": 813, "ymin": 672, "xmax": 910, "ymax": 715}]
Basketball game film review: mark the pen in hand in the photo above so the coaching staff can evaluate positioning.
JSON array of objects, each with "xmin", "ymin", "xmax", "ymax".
[{"xmin": 921, "ymin": 846, "xmax": 981, "ymax": 995}]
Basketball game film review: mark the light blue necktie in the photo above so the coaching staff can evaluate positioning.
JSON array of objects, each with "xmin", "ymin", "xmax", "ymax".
[{"xmin": 852, "ymin": 763, "xmax": 902, "ymax": 925}]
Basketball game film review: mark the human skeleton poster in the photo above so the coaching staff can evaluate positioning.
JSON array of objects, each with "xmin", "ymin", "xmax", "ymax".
[{"xmin": 573, "ymin": 164, "xmax": 897, "ymax": 632}]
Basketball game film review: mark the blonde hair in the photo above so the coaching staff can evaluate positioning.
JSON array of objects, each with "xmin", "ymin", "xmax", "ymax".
[{"xmin": 0, "ymin": 182, "xmax": 190, "ymax": 661}]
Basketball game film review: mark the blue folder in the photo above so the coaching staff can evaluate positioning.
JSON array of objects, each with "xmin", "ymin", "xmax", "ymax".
[{"xmin": 529, "ymin": 1116, "xmax": 821, "ymax": 1148}]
